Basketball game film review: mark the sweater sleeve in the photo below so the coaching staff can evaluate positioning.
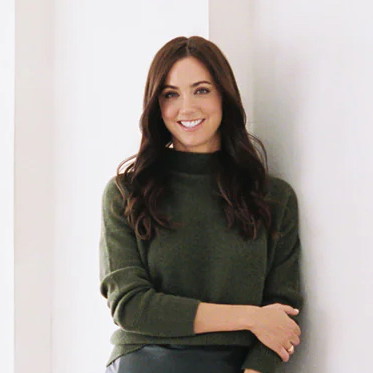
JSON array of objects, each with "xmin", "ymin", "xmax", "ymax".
[
  {"xmin": 99, "ymin": 176, "xmax": 201, "ymax": 337},
  {"xmin": 241, "ymin": 183, "xmax": 304, "ymax": 373}
]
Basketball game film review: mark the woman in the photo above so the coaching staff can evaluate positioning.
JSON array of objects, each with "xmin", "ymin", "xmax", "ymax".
[{"xmin": 99, "ymin": 36, "xmax": 303, "ymax": 373}]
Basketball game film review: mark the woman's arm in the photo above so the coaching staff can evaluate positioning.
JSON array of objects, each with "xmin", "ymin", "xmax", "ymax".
[
  {"xmin": 194, "ymin": 301, "xmax": 300, "ymax": 357},
  {"xmin": 100, "ymin": 177, "xmax": 201, "ymax": 337},
  {"xmin": 193, "ymin": 302, "xmax": 297, "ymax": 333},
  {"xmin": 193, "ymin": 302, "xmax": 257, "ymax": 333},
  {"xmin": 240, "ymin": 183, "xmax": 303, "ymax": 373}
]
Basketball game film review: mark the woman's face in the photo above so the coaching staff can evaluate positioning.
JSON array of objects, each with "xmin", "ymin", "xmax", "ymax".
[{"xmin": 158, "ymin": 56, "xmax": 222, "ymax": 153}]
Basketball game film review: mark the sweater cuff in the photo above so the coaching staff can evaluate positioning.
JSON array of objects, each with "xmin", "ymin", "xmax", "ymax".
[
  {"xmin": 241, "ymin": 341, "xmax": 282, "ymax": 373},
  {"xmin": 131, "ymin": 292, "xmax": 201, "ymax": 337}
]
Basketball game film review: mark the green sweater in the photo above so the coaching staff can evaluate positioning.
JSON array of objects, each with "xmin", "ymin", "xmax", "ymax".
[{"xmin": 99, "ymin": 147, "xmax": 303, "ymax": 373}]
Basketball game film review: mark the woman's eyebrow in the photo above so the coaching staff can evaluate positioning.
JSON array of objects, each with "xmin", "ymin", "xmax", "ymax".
[{"xmin": 162, "ymin": 80, "xmax": 213, "ymax": 90}]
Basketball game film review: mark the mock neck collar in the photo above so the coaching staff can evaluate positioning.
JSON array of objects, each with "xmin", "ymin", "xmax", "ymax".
[{"xmin": 162, "ymin": 147, "xmax": 222, "ymax": 175}]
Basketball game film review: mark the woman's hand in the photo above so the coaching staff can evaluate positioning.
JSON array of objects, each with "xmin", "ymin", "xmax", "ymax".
[
  {"xmin": 249, "ymin": 303, "xmax": 301, "ymax": 362},
  {"xmin": 243, "ymin": 370, "xmax": 261, "ymax": 373}
]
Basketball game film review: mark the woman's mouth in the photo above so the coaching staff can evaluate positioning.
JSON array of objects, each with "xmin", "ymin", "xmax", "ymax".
[{"xmin": 177, "ymin": 119, "xmax": 205, "ymax": 131}]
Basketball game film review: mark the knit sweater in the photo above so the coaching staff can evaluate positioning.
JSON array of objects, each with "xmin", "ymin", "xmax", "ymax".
[{"xmin": 99, "ymin": 147, "xmax": 303, "ymax": 373}]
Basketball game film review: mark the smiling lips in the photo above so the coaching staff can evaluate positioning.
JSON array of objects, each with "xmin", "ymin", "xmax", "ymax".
[{"xmin": 177, "ymin": 118, "xmax": 205, "ymax": 131}]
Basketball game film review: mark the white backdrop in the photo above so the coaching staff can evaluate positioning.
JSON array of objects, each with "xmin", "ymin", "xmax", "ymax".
[
  {"xmin": 0, "ymin": 1, "xmax": 14, "ymax": 373},
  {"xmin": 52, "ymin": 2, "xmax": 208, "ymax": 373},
  {"xmin": 14, "ymin": 1, "xmax": 54, "ymax": 373},
  {"xmin": 244, "ymin": 1, "xmax": 373, "ymax": 372},
  {"xmin": 14, "ymin": 1, "xmax": 209, "ymax": 373}
]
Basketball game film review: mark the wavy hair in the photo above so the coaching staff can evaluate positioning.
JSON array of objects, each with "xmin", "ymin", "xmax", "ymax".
[{"xmin": 115, "ymin": 36, "xmax": 278, "ymax": 241}]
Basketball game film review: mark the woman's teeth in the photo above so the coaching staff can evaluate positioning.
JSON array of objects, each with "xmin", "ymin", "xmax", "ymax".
[{"xmin": 179, "ymin": 119, "xmax": 204, "ymax": 128}]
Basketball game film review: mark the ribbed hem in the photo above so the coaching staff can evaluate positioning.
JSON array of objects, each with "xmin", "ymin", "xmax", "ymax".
[
  {"xmin": 106, "ymin": 329, "xmax": 258, "ymax": 367},
  {"xmin": 107, "ymin": 344, "xmax": 143, "ymax": 368}
]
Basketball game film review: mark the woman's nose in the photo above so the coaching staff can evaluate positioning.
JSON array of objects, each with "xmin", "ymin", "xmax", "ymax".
[{"xmin": 179, "ymin": 95, "xmax": 197, "ymax": 114}]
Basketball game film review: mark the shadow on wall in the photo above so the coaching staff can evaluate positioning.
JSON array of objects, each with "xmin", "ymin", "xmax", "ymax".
[{"xmin": 252, "ymin": 43, "xmax": 324, "ymax": 372}]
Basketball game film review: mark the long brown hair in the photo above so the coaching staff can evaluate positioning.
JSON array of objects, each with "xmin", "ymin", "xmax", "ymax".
[{"xmin": 115, "ymin": 36, "xmax": 276, "ymax": 241}]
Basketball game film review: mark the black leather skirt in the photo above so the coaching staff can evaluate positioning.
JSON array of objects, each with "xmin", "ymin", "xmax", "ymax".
[{"xmin": 105, "ymin": 344, "xmax": 248, "ymax": 373}]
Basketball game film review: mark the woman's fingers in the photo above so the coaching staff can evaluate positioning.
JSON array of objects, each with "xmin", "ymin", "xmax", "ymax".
[
  {"xmin": 290, "ymin": 334, "xmax": 301, "ymax": 346},
  {"xmin": 293, "ymin": 322, "xmax": 301, "ymax": 336},
  {"xmin": 285, "ymin": 342, "xmax": 295, "ymax": 354},
  {"xmin": 277, "ymin": 338, "xmax": 302, "ymax": 361},
  {"xmin": 252, "ymin": 304, "xmax": 302, "ymax": 362},
  {"xmin": 278, "ymin": 346, "xmax": 290, "ymax": 362},
  {"xmin": 282, "ymin": 305, "xmax": 300, "ymax": 316},
  {"xmin": 265, "ymin": 303, "xmax": 300, "ymax": 317}
]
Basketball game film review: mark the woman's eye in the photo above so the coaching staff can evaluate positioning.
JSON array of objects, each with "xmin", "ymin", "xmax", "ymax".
[
  {"xmin": 163, "ymin": 91, "xmax": 177, "ymax": 99},
  {"xmin": 162, "ymin": 88, "xmax": 210, "ymax": 99},
  {"xmin": 196, "ymin": 87, "xmax": 210, "ymax": 95}
]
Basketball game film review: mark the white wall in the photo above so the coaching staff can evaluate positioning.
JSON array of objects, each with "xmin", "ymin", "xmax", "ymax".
[
  {"xmin": 14, "ymin": 1, "xmax": 208, "ymax": 373},
  {"xmin": 14, "ymin": 0, "xmax": 54, "ymax": 372},
  {"xmin": 51, "ymin": 2, "xmax": 208, "ymax": 373},
  {"xmin": 242, "ymin": 1, "xmax": 373, "ymax": 372},
  {"xmin": 209, "ymin": 0, "xmax": 254, "ymax": 130},
  {"xmin": 0, "ymin": 1, "xmax": 15, "ymax": 372}
]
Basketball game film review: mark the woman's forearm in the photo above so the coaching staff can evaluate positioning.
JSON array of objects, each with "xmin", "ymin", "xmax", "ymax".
[{"xmin": 193, "ymin": 302, "xmax": 258, "ymax": 334}]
